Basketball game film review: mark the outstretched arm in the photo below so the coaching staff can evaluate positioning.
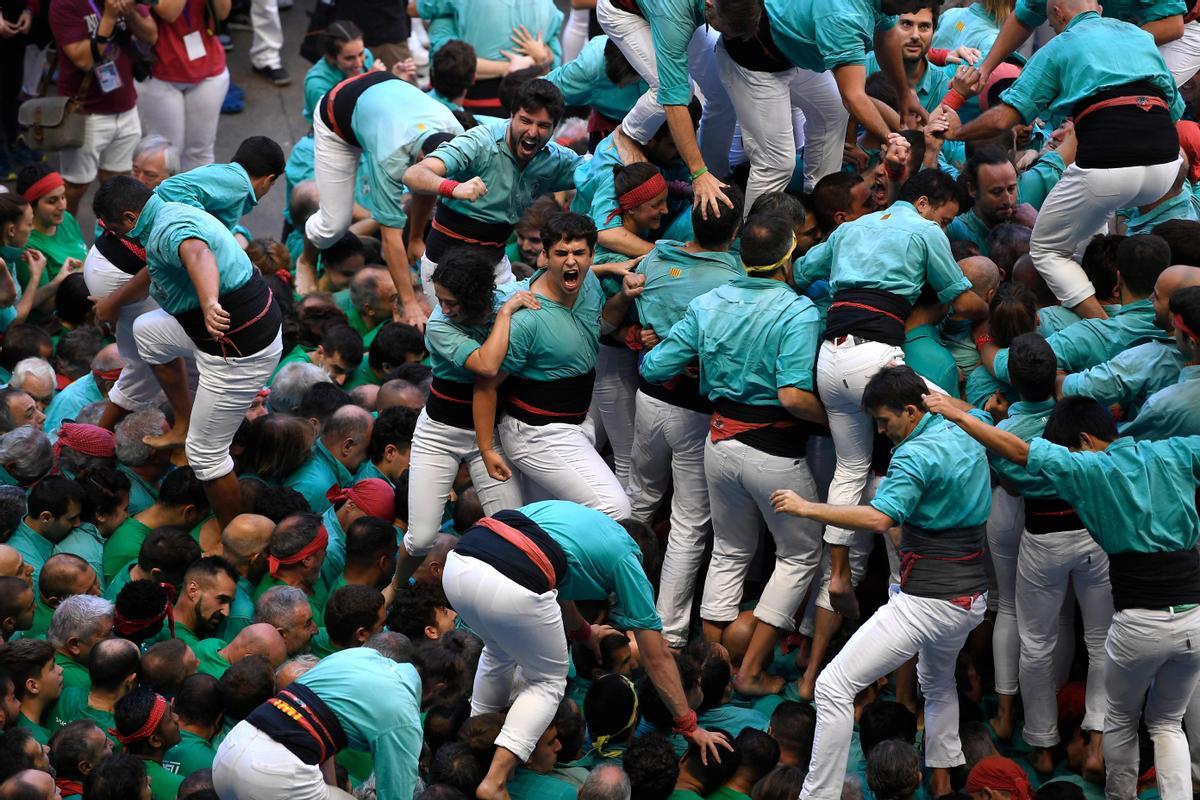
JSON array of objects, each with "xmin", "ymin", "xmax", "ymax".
[{"xmin": 923, "ymin": 392, "xmax": 1030, "ymax": 466}]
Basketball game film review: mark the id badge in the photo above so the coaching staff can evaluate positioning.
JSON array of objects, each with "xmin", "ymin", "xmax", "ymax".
[
  {"xmin": 94, "ymin": 59, "xmax": 123, "ymax": 93},
  {"xmin": 183, "ymin": 30, "xmax": 206, "ymax": 61}
]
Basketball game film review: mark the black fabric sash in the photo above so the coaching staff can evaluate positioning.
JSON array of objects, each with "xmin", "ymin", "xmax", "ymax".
[{"xmin": 245, "ymin": 683, "xmax": 348, "ymax": 765}]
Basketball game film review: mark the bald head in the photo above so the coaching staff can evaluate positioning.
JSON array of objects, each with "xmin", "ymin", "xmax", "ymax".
[
  {"xmin": 1048, "ymin": 0, "xmax": 1098, "ymax": 29},
  {"xmin": 960, "ymin": 256, "xmax": 1001, "ymax": 298},
  {"xmin": 377, "ymin": 380, "xmax": 425, "ymax": 412},
  {"xmin": 322, "ymin": 405, "xmax": 373, "ymax": 445},
  {"xmin": 39, "ymin": 553, "xmax": 98, "ymax": 602},
  {"xmin": 91, "ymin": 343, "xmax": 123, "ymax": 373},
  {"xmin": 1153, "ymin": 265, "xmax": 1200, "ymax": 329},
  {"xmin": 0, "ymin": 545, "xmax": 30, "ymax": 583},
  {"xmin": 224, "ymin": 622, "xmax": 287, "ymax": 668},
  {"xmin": 413, "ymin": 533, "xmax": 461, "ymax": 585},
  {"xmin": 0, "ymin": 769, "xmax": 55, "ymax": 800},
  {"xmin": 221, "ymin": 514, "xmax": 275, "ymax": 572}
]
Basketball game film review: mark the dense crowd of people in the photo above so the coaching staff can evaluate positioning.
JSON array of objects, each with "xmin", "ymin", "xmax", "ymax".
[{"xmin": 1, "ymin": 0, "xmax": 1200, "ymax": 799}]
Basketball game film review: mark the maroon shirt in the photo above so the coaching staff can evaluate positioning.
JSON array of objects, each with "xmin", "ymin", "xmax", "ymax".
[{"xmin": 49, "ymin": 0, "xmax": 144, "ymax": 114}]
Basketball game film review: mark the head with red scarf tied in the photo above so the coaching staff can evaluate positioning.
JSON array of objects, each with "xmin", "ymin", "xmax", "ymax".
[
  {"xmin": 112, "ymin": 687, "xmax": 181, "ymax": 758},
  {"xmin": 607, "ymin": 162, "xmax": 669, "ymax": 230},
  {"xmin": 16, "ymin": 164, "xmax": 67, "ymax": 230},
  {"xmin": 53, "ymin": 422, "xmax": 116, "ymax": 477},
  {"xmin": 965, "ymin": 756, "xmax": 1033, "ymax": 800},
  {"xmin": 267, "ymin": 513, "xmax": 329, "ymax": 591},
  {"xmin": 328, "ymin": 478, "xmax": 397, "ymax": 531}
]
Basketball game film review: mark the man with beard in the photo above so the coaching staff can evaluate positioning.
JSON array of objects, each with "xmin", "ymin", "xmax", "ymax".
[
  {"xmin": 472, "ymin": 212, "xmax": 635, "ymax": 519},
  {"xmin": 866, "ymin": 5, "xmax": 963, "ymax": 116},
  {"xmin": 156, "ymin": 557, "xmax": 240, "ymax": 647},
  {"xmin": 946, "ymin": 146, "xmax": 1020, "ymax": 256},
  {"xmin": 404, "ymin": 80, "xmax": 583, "ymax": 312}
]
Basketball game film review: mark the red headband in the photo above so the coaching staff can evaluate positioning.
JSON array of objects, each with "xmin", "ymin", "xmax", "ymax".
[
  {"xmin": 606, "ymin": 172, "xmax": 668, "ymax": 224},
  {"xmin": 965, "ymin": 757, "xmax": 1032, "ymax": 800},
  {"xmin": 256, "ymin": 387, "xmax": 271, "ymax": 400},
  {"xmin": 1175, "ymin": 312, "xmax": 1199, "ymax": 343},
  {"xmin": 269, "ymin": 525, "xmax": 329, "ymax": 577},
  {"xmin": 326, "ymin": 478, "xmax": 395, "ymax": 520},
  {"xmin": 110, "ymin": 694, "xmax": 168, "ymax": 745},
  {"xmin": 22, "ymin": 172, "xmax": 65, "ymax": 203},
  {"xmin": 93, "ymin": 366, "xmax": 124, "ymax": 383},
  {"xmin": 53, "ymin": 422, "xmax": 116, "ymax": 461},
  {"xmin": 113, "ymin": 582, "xmax": 175, "ymax": 640}
]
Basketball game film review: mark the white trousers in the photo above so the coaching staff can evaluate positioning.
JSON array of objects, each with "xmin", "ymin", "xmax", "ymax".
[
  {"xmin": 802, "ymin": 587, "xmax": 988, "ymax": 800},
  {"xmin": 588, "ymin": 345, "xmax": 638, "ymax": 489},
  {"xmin": 701, "ymin": 437, "xmax": 823, "ymax": 631},
  {"xmin": 404, "ymin": 410, "xmax": 524, "ymax": 557},
  {"xmin": 816, "ymin": 338, "xmax": 905, "ymax": 549},
  {"xmin": 688, "ymin": 26, "xmax": 736, "ymax": 179},
  {"xmin": 419, "ymin": 252, "xmax": 514, "ymax": 309},
  {"xmin": 627, "ymin": 391, "xmax": 710, "ymax": 647},
  {"xmin": 135, "ymin": 70, "xmax": 230, "ymax": 171},
  {"xmin": 714, "ymin": 41, "xmax": 848, "ymax": 203},
  {"xmin": 498, "ymin": 415, "xmax": 631, "ymax": 519},
  {"xmin": 212, "ymin": 721, "xmax": 355, "ymax": 800},
  {"xmin": 306, "ymin": 114, "xmax": 362, "ymax": 251},
  {"xmin": 1030, "ymin": 157, "xmax": 1182, "ymax": 309},
  {"xmin": 250, "ymin": 0, "xmax": 283, "ymax": 69},
  {"xmin": 988, "ymin": 488, "xmax": 1024, "ymax": 697},
  {"xmin": 561, "ymin": 7, "xmax": 590, "ymax": 64},
  {"xmin": 133, "ymin": 309, "xmax": 282, "ymax": 481},
  {"xmin": 812, "ymin": 475, "xmax": 901, "ymax": 614},
  {"xmin": 1103, "ymin": 606, "xmax": 1200, "ymax": 800},
  {"xmin": 442, "ymin": 551, "xmax": 568, "ymax": 761},
  {"xmin": 1161, "ymin": 21, "xmax": 1200, "ymax": 87},
  {"xmin": 1017, "ymin": 527, "xmax": 1113, "ymax": 746}
]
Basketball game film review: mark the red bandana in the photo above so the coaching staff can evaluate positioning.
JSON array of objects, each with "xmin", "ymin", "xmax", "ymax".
[
  {"xmin": 268, "ymin": 525, "xmax": 330, "ymax": 577},
  {"xmin": 110, "ymin": 693, "xmax": 168, "ymax": 745},
  {"xmin": 605, "ymin": 172, "xmax": 668, "ymax": 223}
]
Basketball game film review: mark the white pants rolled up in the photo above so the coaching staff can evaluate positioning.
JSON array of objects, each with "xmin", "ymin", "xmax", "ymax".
[
  {"xmin": 305, "ymin": 114, "xmax": 362, "ymax": 251},
  {"xmin": 1160, "ymin": 20, "xmax": 1200, "ymax": 87},
  {"xmin": 404, "ymin": 410, "xmax": 524, "ymax": 557},
  {"xmin": 442, "ymin": 551, "xmax": 568, "ymax": 760}
]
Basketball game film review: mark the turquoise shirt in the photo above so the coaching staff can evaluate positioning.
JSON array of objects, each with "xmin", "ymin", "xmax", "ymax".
[
  {"xmin": 570, "ymin": 132, "xmax": 627, "ymax": 234},
  {"xmin": 294, "ymin": 648, "xmax": 423, "ymax": 800},
  {"xmin": 764, "ymin": 0, "xmax": 895, "ymax": 73},
  {"xmin": 416, "ymin": 0, "xmax": 563, "ymax": 65},
  {"xmin": 1062, "ymin": 340, "xmax": 1184, "ymax": 420},
  {"xmin": 508, "ymin": 769, "xmax": 577, "ymax": 800},
  {"xmin": 640, "ymin": 277, "xmax": 820, "ymax": 405},
  {"xmin": 319, "ymin": 506, "xmax": 347, "ymax": 588},
  {"xmin": 118, "ymin": 464, "xmax": 158, "ymax": 516},
  {"xmin": 945, "ymin": 209, "xmax": 992, "ymax": 256},
  {"xmin": 155, "ymin": 163, "xmax": 258, "ymax": 232},
  {"xmin": 628, "ymin": 0, "xmax": 705, "ymax": 105},
  {"xmin": 128, "ymin": 194, "xmax": 253, "ymax": 315},
  {"xmin": 1013, "ymin": 0, "xmax": 1185, "ymax": 28},
  {"xmin": 633, "ymin": 241, "xmax": 743, "ymax": 336},
  {"xmin": 522, "ymin": 500, "xmax": 661, "ymax": 631},
  {"xmin": 963, "ymin": 361, "xmax": 1017, "ymax": 410},
  {"xmin": 1121, "ymin": 188, "xmax": 1200, "ymax": 236},
  {"xmin": 303, "ymin": 50, "xmax": 375, "ymax": 123},
  {"xmin": 998, "ymin": 12, "xmax": 1183, "ymax": 126},
  {"xmin": 1025, "ymin": 435, "xmax": 1200, "ymax": 554},
  {"xmin": 992, "ymin": 298, "xmax": 1164, "ymax": 380},
  {"xmin": 53, "ymin": 524, "xmax": 106, "ymax": 592},
  {"xmin": 1038, "ymin": 304, "xmax": 1084, "ymax": 337},
  {"xmin": 864, "ymin": 52, "xmax": 955, "ymax": 115},
  {"xmin": 869, "ymin": 410, "xmax": 994, "ymax": 529},
  {"xmin": 794, "ymin": 201, "xmax": 972, "ymax": 305},
  {"xmin": 697, "ymin": 704, "xmax": 769, "ymax": 736},
  {"xmin": 903, "ymin": 325, "xmax": 959, "ymax": 395},
  {"xmin": 285, "ymin": 440, "xmax": 355, "ymax": 513},
  {"xmin": 351, "ymin": 79, "xmax": 464, "ymax": 230},
  {"xmin": 933, "ymin": 4, "xmax": 1001, "ymax": 54},
  {"xmin": 431, "ymin": 119, "xmax": 582, "ymax": 225},
  {"xmin": 1017, "ymin": 153, "xmax": 1066, "ymax": 211},
  {"xmin": 0, "ymin": 245, "xmax": 24, "ymax": 333},
  {"xmin": 1119, "ymin": 364, "xmax": 1200, "ymax": 440},
  {"xmin": 991, "ymin": 398, "xmax": 1057, "ymax": 498},
  {"xmin": 8, "ymin": 520, "xmax": 52, "ymax": 586},
  {"xmin": 425, "ymin": 290, "xmax": 507, "ymax": 383},
  {"xmin": 500, "ymin": 270, "xmax": 604, "ymax": 380},
  {"xmin": 43, "ymin": 372, "xmax": 102, "ymax": 442},
  {"xmin": 545, "ymin": 35, "xmax": 646, "ymax": 122}
]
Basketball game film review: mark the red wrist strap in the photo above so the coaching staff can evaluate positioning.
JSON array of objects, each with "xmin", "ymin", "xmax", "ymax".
[
  {"xmin": 942, "ymin": 89, "xmax": 966, "ymax": 111},
  {"xmin": 673, "ymin": 710, "xmax": 698, "ymax": 735},
  {"xmin": 567, "ymin": 622, "xmax": 592, "ymax": 643},
  {"xmin": 438, "ymin": 179, "xmax": 460, "ymax": 199},
  {"xmin": 927, "ymin": 48, "xmax": 950, "ymax": 66},
  {"xmin": 974, "ymin": 334, "xmax": 995, "ymax": 350},
  {"xmin": 884, "ymin": 163, "xmax": 905, "ymax": 180}
]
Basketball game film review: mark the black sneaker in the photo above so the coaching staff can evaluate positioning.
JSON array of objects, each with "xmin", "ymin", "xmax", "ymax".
[{"xmin": 253, "ymin": 65, "xmax": 291, "ymax": 86}]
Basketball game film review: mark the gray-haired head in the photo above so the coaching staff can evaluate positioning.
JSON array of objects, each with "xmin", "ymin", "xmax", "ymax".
[
  {"xmin": 47, "ymin": 594, "xmax": 114, "ymax": 649},
  {"xmin": 73, "ymin": 401, "xmax": 107, "ymax": 427},
  {"xmin": 0, "ymin": 427, "xmax": 51, "ymax": 484},
  {"xmin": 269, "ymin": 362, "xmax": 331, "ymax": 414},
  {"xmin": 365, "ymin": 631, "xmax": 413, "ymax": 663},
  {"xmin": 580, "ymin": 765, "xmax": 631, "ymax": 800},
  {"xmin": 10, "ymin": 358, "xmax": 55, "ymax": 405},
  {"xmin": 133, "ymin": 134, "xmax": 180, "ymax": 178},
  {"xmin": 252, "ymin": 585, "xmax": 310, "ymax": 626},
  {"xmin": 0, "ymin": 487, "xmax": 25, "ymax": 539},
  {"xmin": 114, "ymin": 408, "xmax": 168, "ymax": 467}
]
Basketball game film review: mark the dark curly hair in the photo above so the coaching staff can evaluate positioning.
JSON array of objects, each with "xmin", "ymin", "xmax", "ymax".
[{"xmin": 430, "ymin": 246, "xmax": 498, "ymax": 324}]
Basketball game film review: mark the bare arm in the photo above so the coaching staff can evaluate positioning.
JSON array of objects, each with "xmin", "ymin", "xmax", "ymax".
[
  {"xmin": 924, "ymin": 392, "xmax": 1030, "ymax": 465},
  {"xmin": 665, "ymin": 105, "xmax": 730, "ymax": 220},
  {"xmin": 951, "ymin": 103, "xmax": 1023, "ymax": 143},
  {"xmin": 463, "ymin": 292, "xmax": 540, "ymax": 377},
  {"xmin": 778, "ymin": 386, "xmax": 827, "ymax": 426},
  {"xmin": 596, "ymin": 227, "xmax": 654, "ymax": 258},
  {"xmin": 634, "ymin": 628, "xmax": 731, "ymax": 763},
  {"xmin": 834, "ymin": 64, "xmax": 894, "ymax": 143},
  {"xmin": 125, "ymin": 5, "xmax": 157, "ymax": 45},
  {"xmin": 403, "ymin": 156, "xmax": 450, "ymax": 195},
  {"xmin": 1143, "ymin": 14, "xmax": 1185, "ymax": 45},
  {"xmin": 770, "ymin": 491, "xmax": 897, "ymax": 533},
  {"xmin": 979, "ymin": 12, "xmax": 1035, "ymax": 79},
  {"xmin": 473, "ymin": 373, "xmax": 512, "ymax": 481},
  {"xmin": 950, "ymin": 288, "xmax": 989, "ymax": 321},
  {"xmin": 180, "ymin": 238, "xmax": 230, "ymax": 337}
]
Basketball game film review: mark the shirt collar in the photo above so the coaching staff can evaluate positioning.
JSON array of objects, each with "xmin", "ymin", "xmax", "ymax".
[
  {"xmin": 897, "ymin": 410, "xmax": 939, "ymax": 449},
  {"xmin": 1064, "ymin": 10, "xmax": 1099, "ymax": 32},
  {"xmin": 1009, "ymin": 398, "xmax": 1055, "ymax": 417},
  {"xmin": 1116, "ymin": 297, "xmax": 1153, "ymax": 315},
  {"xmin": 232, "ymin": 163, "xmax": 259, "ymax": 210},
  {"xmin": 315, "ymin": 439, "xmax": 353, "ymax": 484},
  {"xmin": 730, "ymin": 275, "xmax": 787, "ymax": 291},
  {"xmin": 128, "ymin": 194, "xmax": 165, "ymax": 246},
  {"xmin": 1179, "ymin": 364, "xmax": 1200, "ymax": 382}
]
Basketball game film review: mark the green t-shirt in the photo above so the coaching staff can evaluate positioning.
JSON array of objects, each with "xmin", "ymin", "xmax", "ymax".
[
  {"xmin": 24, "ymin": 211, "xmax": 87, "ymax": 285},
  {"xmin": 103, "ymin": 519, "xmax": 152, "ymax": 584},
  {"xmin": 16, "ymin": 712, "xmax": 50, "ymax": 744},
  {"xmin": 49, "ymin": 687, "xmax": 120, "ymax": 747},
  {"xmin": 163, "ymin": 730, "xmax": 217, "ymax": 777},
  {"xmin": 193, "ymin": 638, "xmax": 231, "ymax": 679},
  {"xmin": 55, "ymin": 652, "xmax": 91, "ymax": 693},
  {"xmin": 145, "ymin": 759, "xmax": 185, "ymax": 800}
]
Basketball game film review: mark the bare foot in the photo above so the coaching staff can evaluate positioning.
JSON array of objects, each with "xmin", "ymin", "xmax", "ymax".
[
  {"xmin": 795, "ymin": 674, "xmax": 816, "ymax": 702},
  {"xmin": 990, "ymin": 713, "xmax": 1014, "ymax": 740},
  {"xmin": 1029, "ymin": 747, "xmax": 1055, "ymax": 776},
  {"xmin": 168, "ymin": 447, "xmax": 189, "ymax": 468},
  {"xmin": 144, "ymin": 424, "xmax": 189, "ymax": 450},
  {"xmin": 476, "ymin": 778, "xmax": 510, "ymax": 800},
  {"xmin": 733, "ymin": 670, "xmax": 785, "ymax": 697},
  {"xmin": 829, "ymin": 579, "xmax": 860, "ymax": 620},
  {"xmin": 1083, "ymin": 737, "xmax": 1105, "ymax": 784},
  {"xmin": 928, "ymin": 767, "xmax": 951, "ymax": 798}
]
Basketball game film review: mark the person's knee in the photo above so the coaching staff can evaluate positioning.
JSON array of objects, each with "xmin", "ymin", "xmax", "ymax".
[
  {"xmin": 813, "ymin": 668, "xmax": 853, "ymax": 706},
  {"xmin": 185, "ymin": 438, "xmax": 231, "ymax": 482}
]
